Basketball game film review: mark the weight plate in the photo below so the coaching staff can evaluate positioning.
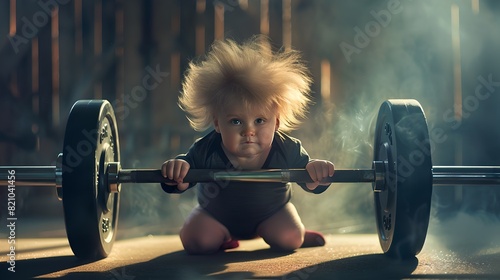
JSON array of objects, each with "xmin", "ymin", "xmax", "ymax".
[
  {"xmin": 62, "ymin": 100, "xmax": 120, "ymax": 259},
  {"xmin": 373, "ymin": 99, "xmax": 432, "ymax": 258}
]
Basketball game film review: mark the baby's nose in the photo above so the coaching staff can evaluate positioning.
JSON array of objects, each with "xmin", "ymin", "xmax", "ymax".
[{"xmin": 242, "ymin": 125, "xmax": 255, "ymax": 136}]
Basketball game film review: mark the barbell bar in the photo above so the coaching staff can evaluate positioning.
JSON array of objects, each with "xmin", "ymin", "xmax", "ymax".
[
  {"xmin": 3, "ymin": 164, "xmax": 500, "ymax": 189},
  {"xmin": 1, "ymin": 99, "xmax": 499, "ymax": 260}
]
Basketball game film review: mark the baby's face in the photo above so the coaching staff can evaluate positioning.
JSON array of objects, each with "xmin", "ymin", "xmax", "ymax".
[{"xmin": 213, "ymin": 102, "xmax": 279, "ymax": 161}]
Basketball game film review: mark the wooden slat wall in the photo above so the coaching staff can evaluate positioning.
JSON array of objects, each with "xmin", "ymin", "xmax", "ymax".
[
  {"xmin": 1, "ymin": 0, "xmax": 309, "ymax": 166},
  {"xmin": 58, "ymin": 0, "xmax": 76, "ymax": 116},
  {"xmin": 0, "ymin": 0, "xmax": 497, "ymax": 170},
  {"xmin": 0, "ymin": 1, "xmax": 8, "ymax": 41},
  {"xmin": 101, "ymin": 0, "xmax": 117, "ymax": 102},
  {"xmin": 0, "ymin": 0, "xmax": 11, "ymax": 163},
  {"xmin": 37, "ymin": 4, "xmax": 53, "ymax": 130}
]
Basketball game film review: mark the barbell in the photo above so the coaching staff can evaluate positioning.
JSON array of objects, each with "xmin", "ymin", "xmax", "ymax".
[{"xmin": 1, "ymin": 99, "xmax": 499, "ymax": 260}]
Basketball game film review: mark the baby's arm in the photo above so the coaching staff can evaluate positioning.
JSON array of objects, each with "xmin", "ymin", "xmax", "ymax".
[
  {"xmin": 305, "ymin": 159, "xmax": 335, "ymax": 191},
  {"xmin": 161, "ymin": 159, "xmax": 191, "ymax": 191}
]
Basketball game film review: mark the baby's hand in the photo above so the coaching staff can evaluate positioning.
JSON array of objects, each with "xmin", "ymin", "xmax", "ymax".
[
  {"xmin": 305, "ymin": 160, "xmax": 335, "ymax": 191},
  {"xmin": 161, "ymin": 159, "xmax": 190, "ymax": 191}
]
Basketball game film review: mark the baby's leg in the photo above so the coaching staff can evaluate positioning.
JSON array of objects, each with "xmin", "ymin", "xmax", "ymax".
[
  {"xmin": 180, "ymin": 205, "xmax": 231, "ymax": 255},
  {"xmin": 257, "ymin": 202, "xmax": 305, "ymax": 251}
]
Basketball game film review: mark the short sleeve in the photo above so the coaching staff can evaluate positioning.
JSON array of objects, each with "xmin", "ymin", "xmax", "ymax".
[
  {"xmin": 278, "ymin": 133, "xmax": 329, "ymax": 194},
  {"xmin": 160, "ymin": 136, "xmax": 205, "ymax": 194}
]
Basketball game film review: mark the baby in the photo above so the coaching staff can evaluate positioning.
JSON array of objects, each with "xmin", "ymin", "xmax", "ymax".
[{"xmin": 161, "ymin": 37, "xmax": 334, "ymax": 254}]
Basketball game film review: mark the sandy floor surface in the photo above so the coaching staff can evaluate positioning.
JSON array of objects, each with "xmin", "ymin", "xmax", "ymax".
[{"xmin": 1, "ymin": 232, "xmax": 500, "ymax": 280}]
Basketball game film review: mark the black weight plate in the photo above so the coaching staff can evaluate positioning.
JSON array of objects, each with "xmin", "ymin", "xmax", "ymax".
[
  {"xmin": 62, "ymin": 100, "xmax": 120, "ymax": 259},
  {"xmin": 373, "ymin": 99, "xmax": 432, "ymax": 258}
]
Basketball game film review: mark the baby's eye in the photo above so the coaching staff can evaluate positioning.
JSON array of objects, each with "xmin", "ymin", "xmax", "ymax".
[
  {"xmin": 255, "ymin": 118, "xmax": 266, "ymax": 124},
  {"xmin": 230, "ymin": 119, "xmax": 242, "ymax": 125}
]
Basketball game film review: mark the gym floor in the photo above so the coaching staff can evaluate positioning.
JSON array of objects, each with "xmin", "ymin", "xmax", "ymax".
[{"xmin": 2, "ymin": 221, "xmax": 500, "ymax": 280}]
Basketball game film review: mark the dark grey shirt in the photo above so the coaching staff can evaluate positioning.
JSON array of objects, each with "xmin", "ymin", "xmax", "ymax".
[{"xmin": 161, "ymin": 130, "xmax": 328, "ymax": 238}]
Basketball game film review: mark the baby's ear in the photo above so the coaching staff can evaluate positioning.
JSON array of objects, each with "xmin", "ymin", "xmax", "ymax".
[
  {"xmin": 213, "ymin": 118, "xmax": 221, "ymax": 133},
  {"xmin": 275, "ymin": 117, "xmax": 280, "ymax": 131}
]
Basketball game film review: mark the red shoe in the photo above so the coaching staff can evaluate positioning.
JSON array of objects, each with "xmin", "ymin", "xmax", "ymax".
[
  {"xmin": 301, "ymin": 230, "xmax": 326, "ymax": 248},
  {"xmin": 220, "ymin": 239, "xmax": 239, "ymax": 250}
]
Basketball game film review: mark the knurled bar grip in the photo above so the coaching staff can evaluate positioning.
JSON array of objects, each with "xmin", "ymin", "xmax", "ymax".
[{"xmin": 117, "ymin": 168, "xmax": 376, "ymax": 184}]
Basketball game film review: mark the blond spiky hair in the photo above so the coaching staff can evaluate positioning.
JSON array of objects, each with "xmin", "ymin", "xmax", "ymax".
[{"xmin": 179, "ymin": 37, "xmax": 313, "ymax": 132}]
